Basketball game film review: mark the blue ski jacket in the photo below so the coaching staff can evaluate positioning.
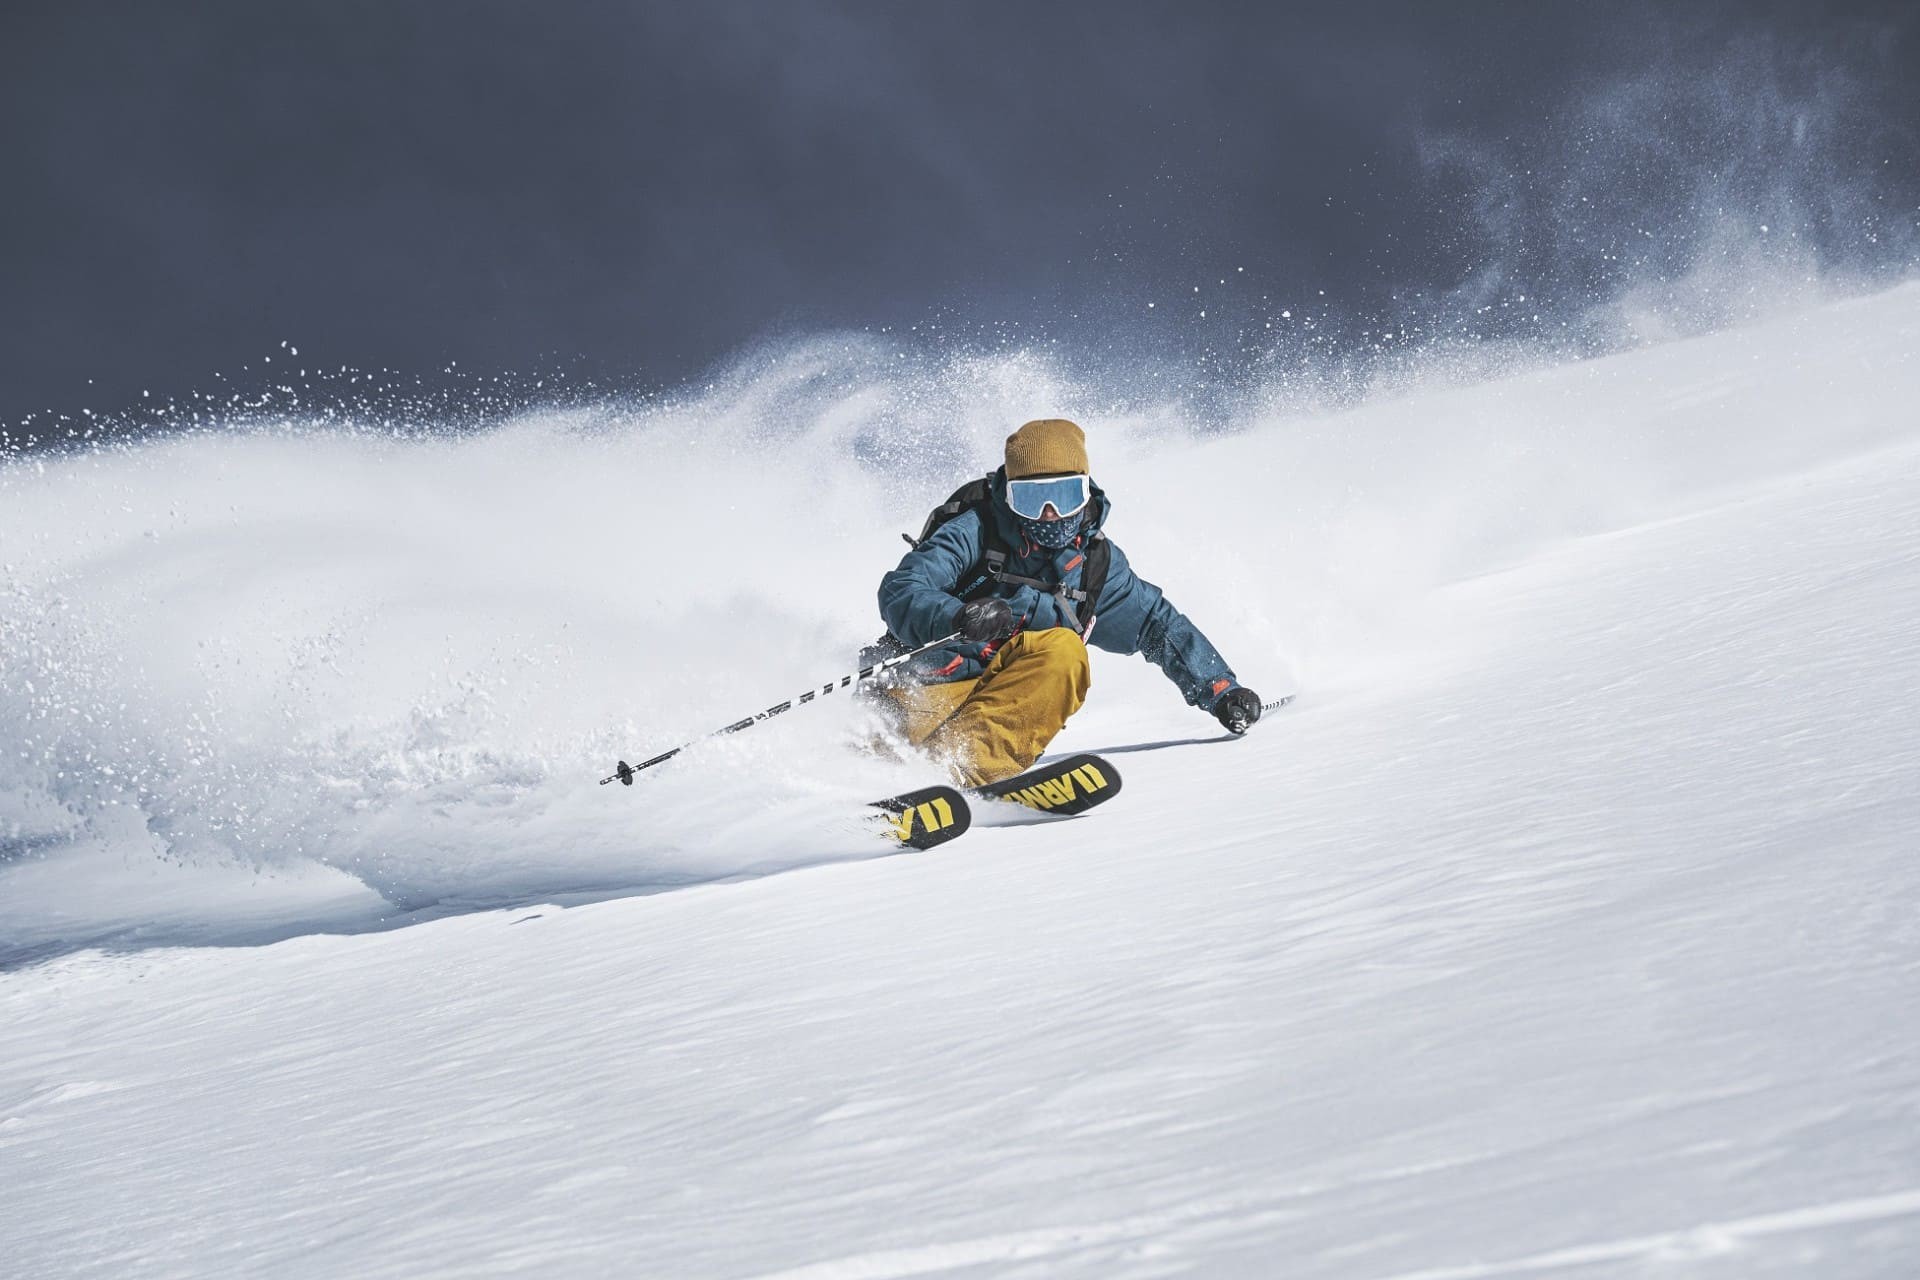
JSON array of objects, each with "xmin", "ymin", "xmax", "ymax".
[{"xmin": 878, "ymin": 473, "xmax": 1239, "ymax": 708}]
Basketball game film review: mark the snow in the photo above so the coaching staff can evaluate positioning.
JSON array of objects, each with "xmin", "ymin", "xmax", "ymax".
[{"xmin": 4, "ymin": 284, "xmax": 1920, "ymax": 1277}]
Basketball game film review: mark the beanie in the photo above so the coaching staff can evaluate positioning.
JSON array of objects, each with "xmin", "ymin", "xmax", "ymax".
[{"xmin": 1004, "ymin": 418, "xmax": 1090, "ymax": 479}]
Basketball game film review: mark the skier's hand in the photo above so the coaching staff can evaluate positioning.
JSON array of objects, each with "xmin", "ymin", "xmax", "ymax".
[
  {"xmin": 956, "ymin": 597, "xmax": 1016, "ymax": 642},
  {"xmin": 1213, "ymin": 685, "xmax": 1262, "ymax": 735}
]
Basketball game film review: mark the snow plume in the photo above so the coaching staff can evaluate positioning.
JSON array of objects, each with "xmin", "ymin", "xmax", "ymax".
[
  {"xmin": 0, "ymin": 344, "xmax": 1140, "ymax": 959},
  {"xmin": 1415, "ymin": 22, "xmax": 1920, "ymax": 352},
  {"xmin": 5, "ymin": 282, "xmax": 1920, "ymax": 963}
]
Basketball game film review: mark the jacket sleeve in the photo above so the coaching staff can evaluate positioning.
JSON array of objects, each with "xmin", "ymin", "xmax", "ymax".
[
  {"xmin": 1087, "ymin": 538, "xmax": 1238, "ymax": 707},
  {"xmin": 877, "ymin": 511, "xmax": 982, "ymax": 645}
]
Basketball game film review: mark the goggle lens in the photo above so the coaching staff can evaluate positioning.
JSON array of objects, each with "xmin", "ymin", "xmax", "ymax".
[{"xmin": 1006, "ymin": 475, "xmax": 1091, "ymax": 520}]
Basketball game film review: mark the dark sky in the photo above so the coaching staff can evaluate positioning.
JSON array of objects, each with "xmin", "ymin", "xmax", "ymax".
[{"xmin": 4, "ymin": 0, "xmax": 1916, "ymax": 436}]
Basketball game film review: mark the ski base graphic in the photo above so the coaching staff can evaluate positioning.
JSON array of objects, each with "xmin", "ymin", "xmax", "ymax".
[
  {"xmin": 869, "ymin": 754, "xmax": 1120, "ymax": 851},
  {"xmin": 870, "ymin": 784, "xmax": 972, "ymax": 851},
  {"xmin": 975, "ymin": 753, "xmax": 1121, "ymax": 817}
]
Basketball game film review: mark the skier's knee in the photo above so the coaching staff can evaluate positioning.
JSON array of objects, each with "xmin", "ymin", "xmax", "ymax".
[{"xmin": 1006, "ymin": 627, "xmax": 1089, "ymax": 674}]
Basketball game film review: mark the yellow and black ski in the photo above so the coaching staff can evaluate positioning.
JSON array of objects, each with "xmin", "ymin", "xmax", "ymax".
[
  {"xmin": 872, "ymin": 754, "xmax": 1119, "ymax": 852},
  {"xmin": 975, "ymin": 752, "xmax": 1121, "ymax": 817},
  {"xmin": 870, "ymin": 784, "xmax": 972, "ymax": 851}
]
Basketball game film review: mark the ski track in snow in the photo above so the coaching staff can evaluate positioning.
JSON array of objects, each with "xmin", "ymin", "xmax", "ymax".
[
  {"xmin": 2, "ymin": 285, "xmax": 1920, "ymax": 1277},
  {"xmin": 741, "ymin": 1187, "xmax": 1920, "ymax": 1280}
]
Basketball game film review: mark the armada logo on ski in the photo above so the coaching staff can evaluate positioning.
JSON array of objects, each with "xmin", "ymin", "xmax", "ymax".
[
  {"xmin": 871, "ymin": 784, "xmax": 972, "ymax": 851},
  {"xmin": 998, "ymin": 760, "xmax": 1110, "ymax": 811},
  {"xmin": 977, "ymin": 753, "xmax": 1122, "ymax": 817},
  {"xmin": 890, "ymin": 793, "xmax": 961, "ymax": 841}
]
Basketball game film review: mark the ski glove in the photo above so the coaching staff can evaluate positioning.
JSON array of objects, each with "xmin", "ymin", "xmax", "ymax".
[
  {"xmin": 956, "ymin": 597, "xmax": 1017, "ymax": 642},
  {"xmin": 1213, "ymin": 685, "xmax": 1262, "ymax": 735}
]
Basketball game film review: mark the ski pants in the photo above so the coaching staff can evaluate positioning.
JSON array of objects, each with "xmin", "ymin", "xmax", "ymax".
[{"xmin": 877, "ymin": 628, "xmax": 1091, "ymax": 788}]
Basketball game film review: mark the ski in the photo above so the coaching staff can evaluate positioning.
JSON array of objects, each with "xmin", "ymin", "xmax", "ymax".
[
  {"xmin": 869, "ymin": 753, "xmax": 1120, "ymax": 852},
  {"xmin": 974, "ymin": 752, "xmax": 1121, "ymax": 817},
  {"xmin": 870, "ymin": 784, "xmax": 972, "ymax": 851}
]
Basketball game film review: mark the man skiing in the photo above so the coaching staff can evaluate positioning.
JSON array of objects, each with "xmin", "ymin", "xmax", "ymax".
[{"xmin": 875, "ymin": 417, "xmax": 1263, "ymax": 787}]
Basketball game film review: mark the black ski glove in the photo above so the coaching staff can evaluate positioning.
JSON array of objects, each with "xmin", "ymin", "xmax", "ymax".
[
  {"xmin": 1213, "ymin": 685, "xmax": 1262, "ymax": 735},
  {"xmin": 955, "ymin": 597, "xmax": 1016, "ymax": 642}
]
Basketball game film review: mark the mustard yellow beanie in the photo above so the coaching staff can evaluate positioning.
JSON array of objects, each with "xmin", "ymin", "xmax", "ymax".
[{"xmin": 1004, "ymin": 418, "xmax": 1089, "ymax": 479}]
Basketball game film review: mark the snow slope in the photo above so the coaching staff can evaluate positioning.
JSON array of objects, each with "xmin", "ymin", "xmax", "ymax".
[{"xmin": 3, "ymin": 284, "xmax": 1919, "ymax": 1277}]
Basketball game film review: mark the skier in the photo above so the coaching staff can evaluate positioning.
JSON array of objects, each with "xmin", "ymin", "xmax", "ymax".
[{"xmin": 874, "ymin": 418, "xmax": 1263, "ymax": 787}]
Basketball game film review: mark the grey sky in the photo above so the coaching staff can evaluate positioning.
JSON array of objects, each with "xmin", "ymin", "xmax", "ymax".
[{"xmin": 3, "ymin": 0, "xmax": 1915, "ymax": 434}]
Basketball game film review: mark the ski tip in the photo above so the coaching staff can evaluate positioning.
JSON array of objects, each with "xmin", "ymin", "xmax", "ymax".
[
  {"xmin": 871, "ymin": 784, "xmax": 972, "ymax": 851},
  {"xmin": 1044, "ymin": 753, "xmax": 1122, "ymax": 795}
]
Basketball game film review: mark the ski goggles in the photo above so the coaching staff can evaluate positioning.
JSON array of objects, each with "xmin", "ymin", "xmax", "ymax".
[{"xmin": 1005, "ymin": 474, "xmax": 1092, "ymax": 520}]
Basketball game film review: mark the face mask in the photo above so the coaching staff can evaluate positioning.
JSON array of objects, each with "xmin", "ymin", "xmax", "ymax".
[{"xmin": 1019, "ymin": 511, "xmax": 1083, "ymax": 548}]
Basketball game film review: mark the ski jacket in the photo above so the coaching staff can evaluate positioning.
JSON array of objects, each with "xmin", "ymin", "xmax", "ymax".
[{"xmin": 877, "ymin": 473, "xmax": 1238, "ymax": 708}]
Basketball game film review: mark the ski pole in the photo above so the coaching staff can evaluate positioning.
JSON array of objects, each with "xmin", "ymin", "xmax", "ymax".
[
  {"xmin": 1221, "ymin": 693, "xmax": 1295, "ymax": 736},
  {"xmin": 601, "ymin": 631, "xmax": 964, "ymax": 785}
]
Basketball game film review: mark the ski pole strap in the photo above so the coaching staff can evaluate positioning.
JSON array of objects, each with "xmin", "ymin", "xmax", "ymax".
[{"xmin": 601, "ymin": 631, "xmax": 964, "ymax": 785}]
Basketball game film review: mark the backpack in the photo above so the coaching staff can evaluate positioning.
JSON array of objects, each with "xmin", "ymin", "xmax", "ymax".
[{"xmin": 883, "ymin": 471, "xmax": 1111, "ymax": 648}]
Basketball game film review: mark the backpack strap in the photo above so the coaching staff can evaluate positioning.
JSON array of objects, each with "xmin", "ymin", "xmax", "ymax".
[
  {"xmin": 905, "ymin": 474, "xmax": 996, "ymax": 549},
  {"xmin": 988, "ymin": 533, "xmax": 1110, "ymax": 636},
  {"xmin": 1078, "ymin": 535, "xmax": 1111, "ymax": 638}
]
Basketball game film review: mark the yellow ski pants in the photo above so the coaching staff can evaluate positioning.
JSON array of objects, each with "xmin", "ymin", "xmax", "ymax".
[{"xmin": 878, "ymin": 628, "xmax": 1091, "ymax": 788}]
